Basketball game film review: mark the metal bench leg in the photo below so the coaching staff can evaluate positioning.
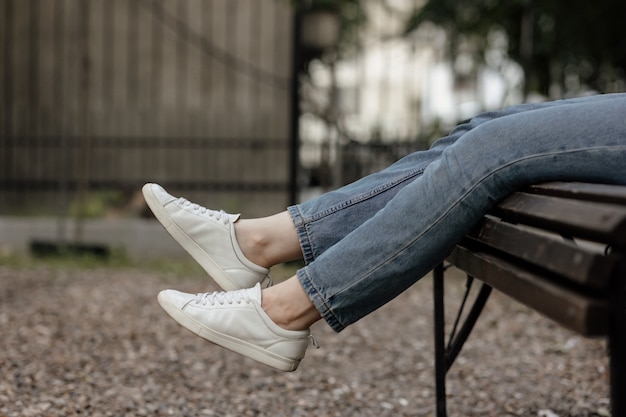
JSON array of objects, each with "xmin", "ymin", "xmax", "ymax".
[
  {"xmin": 608, "ymin": 262, "xmax": 626, "ymax": 417},
  {"xmin": 444, "ymin": 280, "xmax": 492, "ymax": 373},
  {"xmin": 434, "ymin": 263, "xmax": 448, "ymax": 417},
  {"xmin": 433, "ymin": 263, "xmax": 493, "ymax": 417}
]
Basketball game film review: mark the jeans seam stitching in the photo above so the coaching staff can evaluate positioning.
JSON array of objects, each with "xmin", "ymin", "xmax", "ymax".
[{"xmin": 306, "ymin": 167, "xmax": 426, "ymax": 223}]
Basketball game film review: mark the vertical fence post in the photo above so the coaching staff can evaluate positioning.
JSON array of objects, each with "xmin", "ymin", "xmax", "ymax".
[
  {"xmin": 288, "ymin": 9, "xmax": 302, "ymax": 206},
  {"xmin": 73, "ymin": 0, "xmax": 92, "ymax": 244},
  {"xmin": 2, "ymin": 0, "xmax": 14, "ymax": 210}
]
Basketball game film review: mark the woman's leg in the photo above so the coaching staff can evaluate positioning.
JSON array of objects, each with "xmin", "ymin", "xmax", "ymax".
[
  {"xmin": 287, "ymin": 94, "xmax": 625, "ymax": 264},
  {"xmin": 240, "ymin": 96, "xmax": 610, "ymax": 267},
  {"xmin": 294, "ymin": 93, "xmax": 626, "ymax": 332}
]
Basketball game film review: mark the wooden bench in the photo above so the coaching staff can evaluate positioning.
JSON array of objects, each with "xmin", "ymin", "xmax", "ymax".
[{"xmin": 433, "ymin": 182, "xmax": 626, "ymax": 416}]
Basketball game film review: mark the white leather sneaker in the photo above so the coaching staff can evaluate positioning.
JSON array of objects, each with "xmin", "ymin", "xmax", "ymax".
[
  {"xmin": 157, "ymin": 283, "xmax": 313, "ymax": 372},
  {"xmin": 142, "ymin": 183, "xmax": 272, "ymax": 291}
]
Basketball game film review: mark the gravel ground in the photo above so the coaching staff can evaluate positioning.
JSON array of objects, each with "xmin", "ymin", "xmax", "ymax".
[{"xmin": 0, "ymin": 261, "xmax": 612, "ymax": 417}]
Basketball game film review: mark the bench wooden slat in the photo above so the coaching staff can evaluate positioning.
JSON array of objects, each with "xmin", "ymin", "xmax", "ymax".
[
  {"xmin": 448, "ymin": 245, "xmax": 609, "ymax": 336},
  {"xmin": 465, "ymin": 217, "xmax": 617, "ymax": 290},
  {"xmin": 529, "ymin": 182, "xmax": 626, "ymax": 205},
  {"xmin": 494, "ymin": 192, "xmax": 626, "ymax": 247}
]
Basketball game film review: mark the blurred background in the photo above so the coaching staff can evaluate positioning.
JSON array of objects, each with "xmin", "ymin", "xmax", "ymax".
[{"xmin": 1, "ymin": 0, "xmax": 625, "ymax": 261}]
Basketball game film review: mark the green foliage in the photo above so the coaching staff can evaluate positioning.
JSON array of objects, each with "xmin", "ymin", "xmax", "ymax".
[
  {"xmin": 405, "ymin": 0, "xmax": 626, "ymax": 96},
  {"xmin": 69, "ymin": 191, "xmax": 124, "ymax": 219}
]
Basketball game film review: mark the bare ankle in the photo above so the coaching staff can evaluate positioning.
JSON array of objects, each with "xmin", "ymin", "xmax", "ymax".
[
  {"xmin": 234, "ymin": 212, "xmax": 303, "ymax": 268},
  {"xmin": 234, "ymin": 220, "xmax": 271, "ymax": 268},
  {"xmin": 261, "ymin": 279, "xmax": 321, "ymax": 331}
]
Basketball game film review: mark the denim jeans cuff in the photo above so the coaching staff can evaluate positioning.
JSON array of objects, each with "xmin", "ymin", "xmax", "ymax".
[
  {"xmin": 287, "ymin": 205, "xmax": 316, "ymax": 265},
  {"xmin": 297, "ymin": 267, "xmax": 345, "ymax": 333}
]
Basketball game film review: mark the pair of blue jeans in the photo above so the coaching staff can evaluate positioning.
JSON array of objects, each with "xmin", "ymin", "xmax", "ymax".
[{"xmin": 287, "ymin": 93, "xmax": 626, "ymax": 332}]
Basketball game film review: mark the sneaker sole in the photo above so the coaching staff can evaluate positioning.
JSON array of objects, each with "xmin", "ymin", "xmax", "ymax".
[
  {"xmin": 142, "ymin": 184, "xmax": 240, "ymax": 291},
  {"xmin": 157, "ymin": 292, "xmax": 301, "ymax": 372}
]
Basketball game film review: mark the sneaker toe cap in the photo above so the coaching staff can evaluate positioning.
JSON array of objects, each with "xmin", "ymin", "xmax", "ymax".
[
  {"xmin": 158, "ymin": 289, "xmax": 194, "ymax": 310},
  {"xmin": 145, "ymin": 183, "xmax": 176, "ymax": 205}
]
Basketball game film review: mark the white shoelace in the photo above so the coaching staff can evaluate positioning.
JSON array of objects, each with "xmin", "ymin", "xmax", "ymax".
[
  {"xmin": 193, "ymin": 289, "xmax": 252, "ymax": 306},
  {"xmin": 178, "ymin": 198, "xmax": 231, "ymax": 225}
]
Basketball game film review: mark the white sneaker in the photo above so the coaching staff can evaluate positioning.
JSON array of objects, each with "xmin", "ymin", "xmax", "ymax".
[
  {"xmin": 157, "ymin": 283, "xmax": 313, "ymax": 372},
  {"xmin": 142, "ymin": 183, "xmax": 272, "ymax": 291}
]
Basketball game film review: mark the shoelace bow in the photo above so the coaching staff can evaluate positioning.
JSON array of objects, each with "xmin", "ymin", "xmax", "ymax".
[
  {"xmin": 178, "ymin": 198, "xmax": 230, "ymax": 225},
  {"xmin": 194, "ymin": 289, "xmax": 251, "ymax": 306}
]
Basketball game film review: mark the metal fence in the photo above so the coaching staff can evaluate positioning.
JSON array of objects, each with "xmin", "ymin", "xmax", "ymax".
[{"xmin": 1, "ymin": 0, "xmax": 294, "ymax": 219}]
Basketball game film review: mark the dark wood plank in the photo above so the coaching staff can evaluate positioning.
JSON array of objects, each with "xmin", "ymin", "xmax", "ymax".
[
  {"xmin": 529, "ymin": 182, "xmax": 626, "ymax": 205},
  {"xmin": 465, "ymin": 217, "xmax": 617, "ymax": 290},
  {"xmin": 494, "ymin": 192, "xmax": 626, "ymax": 248},
  {"xmin": 448, "ymin": 245, "xmax": 609, "ymax": 336}
]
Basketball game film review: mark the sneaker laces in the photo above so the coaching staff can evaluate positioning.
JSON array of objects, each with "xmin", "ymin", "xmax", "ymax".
[
  {"xmin": 178, "ymin": 198, "xmax": 231, "ymax": 225},
  {"xmin": 193, "ymin": 288, "xmax": 252, "ymax": 306},
  {"xmin": 192, "ymin": 288, "xmax": 320, "ymax": 348}
]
